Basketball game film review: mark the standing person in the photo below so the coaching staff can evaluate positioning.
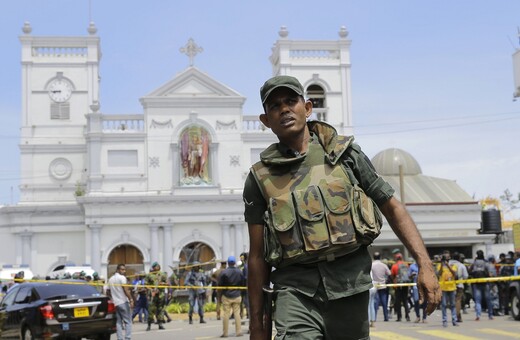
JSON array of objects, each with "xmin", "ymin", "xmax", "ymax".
[
  {"xmin": 218, "ymin": 256, "xmax": 245, "ymax": 338},
  {"xmin": 487, "ymin": 255, "xmax": 500, "ymax": 316},
  {"xmin": 390, "ymin": 253, "xmax": 411, "ymax": 322},
  {"xmin": 107, "ymin": 264, "xmax": 134, "ymax": 340},
  {"xmin": 145, "ymin": 262, "xmax": 168, "ymax": 331},
  {"xmin": 436, "ymin": 250, "xmax": 458, "ymax": 327},
  {"xmin": 185, "ymin": 261, "xmax": 208, "ymax": 324},
  {"xmin": 211, "ymin": 260, "xmax": 227, "ymax": 320},
  {"xmin": 368, "ymin": 273, "xmax": 377, "ymax": 328},
  {"xmin": 371, "ymin": 252, "xmax": 391, "ymax": 322},
  {"xmin": 409, "ymin": 258, "xmax": 427, "ymax": 323},
  {"xmin": 514, "ymin": 251, "xmax": 520, "ymax": 276},
  {"xmin": 239, "ymin": 252, "xmax": 249, "ymax": 319},
  {"xmin": 450, "ymin": 252, "xmax": 468, "ymax": 322},
  {"xmin": 499, "ymin": 253, "xmax": 515, "ymax": 315},
  {"xmin": 243, "ymin": 75, "xmax": 441, "ymax": 340},
  {"xmin": 132, "ymin": 272, "xmax": 149, "ymax": 323},
  {"xmin": 468, "ymin": 250, "xmax": 493, "ymax": 321}
]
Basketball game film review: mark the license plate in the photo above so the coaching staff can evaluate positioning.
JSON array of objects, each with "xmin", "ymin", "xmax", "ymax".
[{"xmin": 74, "ymin": 307, "xmax": 89, "ymax": 318}]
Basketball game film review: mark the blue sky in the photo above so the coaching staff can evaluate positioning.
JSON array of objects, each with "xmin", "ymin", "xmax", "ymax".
[{"xmin": 1, "ymin": 1, "xmax": 519, "ymax": 218}]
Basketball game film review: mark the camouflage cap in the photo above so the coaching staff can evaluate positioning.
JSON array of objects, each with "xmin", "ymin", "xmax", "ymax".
[{"xmin": 260, "ymin": 75, "xmax": 304, "ymax": 104}]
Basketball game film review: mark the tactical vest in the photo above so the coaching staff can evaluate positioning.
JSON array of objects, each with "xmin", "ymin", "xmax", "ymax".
[{"xmin": 251, "ymin": 121, "xmax": 382, "ymax": 268}]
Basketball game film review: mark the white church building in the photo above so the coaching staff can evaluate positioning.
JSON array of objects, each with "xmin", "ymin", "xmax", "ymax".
[{"xmin": 0, "ymin": 23, "xmax": 492, "ymax": 279}]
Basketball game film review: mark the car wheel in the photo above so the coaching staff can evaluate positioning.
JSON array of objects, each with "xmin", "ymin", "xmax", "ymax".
[
  {"xmin": 22, "ymin": 327, "xmax": 34, "ymax": 340},
  {"xmin": 511, "ymin": 289, "xmax": 520, "ymax": 321},
  {"xmin": 96, "ymin": 334, "xmax": 111, "ymax": 340}
]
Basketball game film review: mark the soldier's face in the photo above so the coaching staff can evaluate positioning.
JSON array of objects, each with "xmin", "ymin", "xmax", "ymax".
[{"xmin": 261, "ymin": 88, "xmax": 312, "ymax": 143}]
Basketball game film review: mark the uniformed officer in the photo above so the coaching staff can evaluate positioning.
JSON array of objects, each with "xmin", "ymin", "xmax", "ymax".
[
  {"xmin": 145, "ymin": 262, "xmax": 168, "ymax": 331},
  {"xmin": 244, "ymin": 75, "xmax": 441, "ymax": 340},
  {"xmin": 185, "ymin": 261, "xmax": 208, "ymax": 324}
]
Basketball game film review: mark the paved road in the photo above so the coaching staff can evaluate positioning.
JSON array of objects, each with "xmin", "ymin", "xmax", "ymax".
[{"xmin": 129, "ymin": 311, "xmax": 519, "ymax": 339}]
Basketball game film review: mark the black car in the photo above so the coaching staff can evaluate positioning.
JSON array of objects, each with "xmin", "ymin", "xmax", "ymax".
[{"xmin": 0, "ymin": 280, "xmax": 116, "ymax": 339}]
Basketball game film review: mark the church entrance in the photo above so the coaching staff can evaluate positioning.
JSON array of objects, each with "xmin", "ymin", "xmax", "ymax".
[
  {"xmin": 177, "ymin": 241, "xmax": 215, "ymax": 285},
  {"xmin": 107, "ymin": 244, "xmax": 144, "ymax": 278}
]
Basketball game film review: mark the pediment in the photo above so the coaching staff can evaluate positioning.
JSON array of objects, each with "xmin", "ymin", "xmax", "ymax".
[{"xmin": 143, "ymin": 67, "xmax": 243, "ymax": 98}]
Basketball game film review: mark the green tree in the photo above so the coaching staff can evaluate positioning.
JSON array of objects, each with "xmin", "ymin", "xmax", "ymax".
[{"xmin": 499, "ymin": 189, "xmax": 520, "ymax": 214}]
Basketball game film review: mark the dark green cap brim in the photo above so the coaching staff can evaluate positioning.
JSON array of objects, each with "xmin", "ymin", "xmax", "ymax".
[{"xmin": 260, "ymin": 75, "xmax": 304, "ymax": 104}]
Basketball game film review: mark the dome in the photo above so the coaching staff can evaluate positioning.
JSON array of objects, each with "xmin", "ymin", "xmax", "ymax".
[{"xmin": 371, "ymin": 148, "xmax": 422, "ymax": 176}]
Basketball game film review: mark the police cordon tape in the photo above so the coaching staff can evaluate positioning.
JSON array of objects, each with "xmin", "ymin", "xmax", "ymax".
[
  {"xmin": 375, "ymin": 275, "xmax": 520, "ymax": 288},
  {"xmin": 0, "ymin": 278, "xmax": 248, "ymax": 290},
  {"xmin": 2, "ymin": 275, "xmax": 520, "ymax": 290}
]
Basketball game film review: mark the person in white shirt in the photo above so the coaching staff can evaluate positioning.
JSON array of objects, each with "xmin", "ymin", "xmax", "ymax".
[
  {"xmin": 371, "ymin": 252, "xmax": 391, "ymax": 322},
  {"xmin": 107, "ymin": 264, "xmax": 135, "ymax": 340}
]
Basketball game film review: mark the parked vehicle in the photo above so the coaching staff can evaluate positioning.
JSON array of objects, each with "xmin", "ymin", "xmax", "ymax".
[
  {"xmin": 0, "ymin": 280, "xmax": 116, "ymax": 339},
  {"xmin": 0, "ymin": 266, "xmax": 34, "ymax": 298},
  {"xmin": 511, "ymin": 280, "xmax": 520, "ymax": 321},
  {"xmin": 48, "ymin": 264, "xmax": 96, "ymax": 279}
]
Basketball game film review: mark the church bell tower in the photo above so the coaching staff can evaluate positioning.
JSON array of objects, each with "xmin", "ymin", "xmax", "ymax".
[
  {"xmin": 18, "ymin": 21, "xmax": 101, "ymax": 202},
  {"xmin": 268, "ymin": 26, "xmax": 353, "ymax": 136}
]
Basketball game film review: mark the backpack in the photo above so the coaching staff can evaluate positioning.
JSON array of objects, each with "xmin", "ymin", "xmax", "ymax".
[
  {"xmin": 396, "ymin": 263, "xmax": 410, "ymax": 283},
  {"xmin": 470, "ymin": 259, "xmax": 489, "ymax": 278}
]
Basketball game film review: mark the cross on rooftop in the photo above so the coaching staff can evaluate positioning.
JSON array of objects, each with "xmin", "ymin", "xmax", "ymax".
[{"xmin": 180, "ymin": 38, "xmax": 203, "ymax": 67}]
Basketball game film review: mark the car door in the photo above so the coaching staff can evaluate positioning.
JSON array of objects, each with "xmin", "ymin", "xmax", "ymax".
[
  {"xmin": 10, "ymin": 286, "xmax": 34, "ymax": 338},
  {"xmin": 0, "ymin": 286, "xmax": 19, "ymax": 338}
]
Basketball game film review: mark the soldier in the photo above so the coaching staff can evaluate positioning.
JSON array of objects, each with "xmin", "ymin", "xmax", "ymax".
[
  {"xmin": 145, "ymin": 262, "xmax": 168, "ymax": 331},
  {"xmin": 185, "ymin": 261, "xmax": 208, "ymax": 324},
  {"xmin": 244, "ymin": 75, "xmax": 441, "ymax": 339}
]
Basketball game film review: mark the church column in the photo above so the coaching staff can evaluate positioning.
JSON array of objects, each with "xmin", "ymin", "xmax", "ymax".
[
  {"xmin": 171, "ymin": 143, "xmax": 180, "ymax": 188},
  {"xmin": 234, "ymin": 224, "xmax": 243, "ymax": 258},
  {"xmin": 149, "ymin": 224, "xmax": 160, "ymax": 264},
  {"xmin": 210, "ymin": 142, "xmax": 219, "ymax": 186},
  {"xmin": 20, "ymin": 231, "xmax": 33, "ymax": 266},
  {"xmin": 89, "ymin": 224, "xmax": 102, "ymax": 272},
  {"xmin": 163, "ymin": 224, "xmax": 173, "ymax": 273},
  {"xmin": 221, "ymin": 223, "xmax": 230, "ymax": 259}
]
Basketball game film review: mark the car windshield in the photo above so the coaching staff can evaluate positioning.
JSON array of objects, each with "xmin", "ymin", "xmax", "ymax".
[{"xmin": 36, "ymin": 283, "xmax": 100, "ymax": 299}]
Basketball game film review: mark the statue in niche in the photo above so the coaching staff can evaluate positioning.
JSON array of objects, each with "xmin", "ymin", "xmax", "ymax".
[{"xmin": 180, "ymin": 126, "xmax": 211, "ymax": 185}]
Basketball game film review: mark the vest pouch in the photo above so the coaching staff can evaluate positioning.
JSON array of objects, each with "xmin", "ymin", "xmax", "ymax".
[
  {"xmin": 319, "ymin": 179, "xmax": 357, "ymax": 245},
  {"xmin": 263, "ymin": 211, "xmax": 282, "ymax": 267},
  {"xmin": 352, "ymin": 185, "xmax": 382, "ymax": 244},
  {"xmin": 269, "ymin": 193, "xmax": 304, "ymax": 260},
  {"xmin": 293, "ymin": 185, "xmax": 330, "ymax": 252}
]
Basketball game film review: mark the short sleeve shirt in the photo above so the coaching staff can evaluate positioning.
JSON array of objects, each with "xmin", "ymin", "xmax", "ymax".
[
  {"xmin": 243, "ymin": 134, "xmax": 395, "ymax": 300},
  {"xmin": 108, "ymin": 272, "xmax": 128, "ymax": 306}
]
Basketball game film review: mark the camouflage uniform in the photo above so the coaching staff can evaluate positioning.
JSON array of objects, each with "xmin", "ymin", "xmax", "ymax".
[
  {"xmin": 145, "ymin": 268, "xmax": 168, "ymax": 330},
  {"xmin": 243, "ymin": 121, "xmax": 395, "ymax": 339}
]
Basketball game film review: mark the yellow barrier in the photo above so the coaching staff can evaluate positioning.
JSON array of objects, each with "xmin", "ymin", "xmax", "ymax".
[{"xmin": 2, "ymin": 275, "xmax": 520, "ymax": 291}]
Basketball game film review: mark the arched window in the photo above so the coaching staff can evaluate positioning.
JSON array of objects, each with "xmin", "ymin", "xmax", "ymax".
[
  {"xmin": 306, "ymin": 84, "xmax": 327, "ymax": 121},
  {"xmin": 179, "ymin": 126, "xmax": 212, "ymax": 186}
]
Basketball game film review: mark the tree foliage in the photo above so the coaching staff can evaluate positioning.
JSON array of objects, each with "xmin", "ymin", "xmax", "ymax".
[{"xmin": 499, "ymin": 189, "xmax": 520, "ymax": 213}]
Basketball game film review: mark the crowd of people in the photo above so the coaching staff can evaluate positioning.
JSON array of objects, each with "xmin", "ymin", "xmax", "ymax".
[
  {"xmin": 370, "ymin": 249, "xmax": 520, "ymax": 328},
  {"xmin": 124, "ymin": 253, "xmax": 249, "ymax": 337}
]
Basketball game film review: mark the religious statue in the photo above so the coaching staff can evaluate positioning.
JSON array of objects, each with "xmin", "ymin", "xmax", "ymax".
[{"xmin": 180, "ymin": 127, "xmax": 211, "ymax": 185}]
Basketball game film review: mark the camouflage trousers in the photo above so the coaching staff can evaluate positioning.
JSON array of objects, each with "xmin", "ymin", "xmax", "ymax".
[{"xmin": 148, "ymin": 296, "xmax": 166, "ymax": 324}]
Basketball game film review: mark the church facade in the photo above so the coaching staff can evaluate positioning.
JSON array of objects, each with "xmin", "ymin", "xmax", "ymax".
[{"xmin": 0, "ymin": 23, "xmax": 489, "ymax": 279}]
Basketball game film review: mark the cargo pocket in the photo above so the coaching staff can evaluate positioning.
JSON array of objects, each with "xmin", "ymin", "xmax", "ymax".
[
  {"xmin": 270, "ymin": 192, "xmax": 304, "ymax": 260},
  {"xmin": 293, "ymin": 185, "xmax": 329, "ymax": 252},
  {"xmin": 319, "ymin": 179, "xmax": 357, "ymax": 245},
  {"xmin": 352, "ymin": 185, "xmax": 382, "ymax": 244},
  {"xmin": 263, "ymin": 211, "xmax": 282, "ymax": 267}
]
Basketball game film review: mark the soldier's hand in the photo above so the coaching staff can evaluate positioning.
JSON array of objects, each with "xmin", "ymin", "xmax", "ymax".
[{"xmin": 417, "ymin": 265, "xmax": 441, "ymax": 315}]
